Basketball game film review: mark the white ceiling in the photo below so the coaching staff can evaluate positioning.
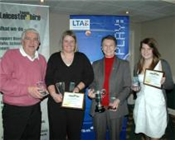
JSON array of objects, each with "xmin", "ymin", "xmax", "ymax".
[{"xmin": 1, "ymin": 0, "xmax": 175, "ymax": 23}]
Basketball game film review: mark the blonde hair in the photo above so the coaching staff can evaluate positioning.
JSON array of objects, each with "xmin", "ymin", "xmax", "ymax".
[{"xmin": 60, "ymin": 30, "xmax": 78, "ymax": 52}]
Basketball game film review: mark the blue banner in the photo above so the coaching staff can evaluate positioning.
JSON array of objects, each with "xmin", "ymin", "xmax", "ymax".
[{"xmin": 70, "ymin": 15, "xmax": 129, "ymax": 139}]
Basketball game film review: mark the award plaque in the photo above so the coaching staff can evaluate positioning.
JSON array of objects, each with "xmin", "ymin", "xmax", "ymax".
[
  {"xmin": 143, "ymin": 69, "xmax": 164, "ymax": 88},
  {"xmin": 61, "ymin": 92, "xmax": 84, "ymax": 109}
]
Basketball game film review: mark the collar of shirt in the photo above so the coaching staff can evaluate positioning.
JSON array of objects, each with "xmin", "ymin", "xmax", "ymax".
[{"xmin": 19, "ymin": 46, "xmax": 39, "ymax": 61}]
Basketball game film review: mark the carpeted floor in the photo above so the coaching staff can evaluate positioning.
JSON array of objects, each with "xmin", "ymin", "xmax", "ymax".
[{"xmin": 126, "ymin": 105, "xmax": 175, "ymax": 140}]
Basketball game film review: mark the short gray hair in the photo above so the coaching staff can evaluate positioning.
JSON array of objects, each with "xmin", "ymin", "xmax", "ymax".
[{"xmin": 21, "ymin": 28, "xmax": 40, "ymax": 42}]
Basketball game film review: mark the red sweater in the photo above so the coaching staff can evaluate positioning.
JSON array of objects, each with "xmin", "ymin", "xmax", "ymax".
[
  {"xmin": 102, "ymin": 56, "xmax": 114, "ymax": 106},
  {"xmin": 0, "ymin": 49, "xmax": 47, "ymax": 106}
]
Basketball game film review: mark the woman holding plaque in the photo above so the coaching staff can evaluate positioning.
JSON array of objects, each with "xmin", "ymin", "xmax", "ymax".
[
  {"xmin": 88, "ymin": 35, "xmax": 131, "ymax": 140},
  {"xmin": 131, "ymin": 38, "xmax": 174, "ymax": 139},
  {"xmin": 45, "ymin": 30, "xmax": 94, "ymax": 140}
]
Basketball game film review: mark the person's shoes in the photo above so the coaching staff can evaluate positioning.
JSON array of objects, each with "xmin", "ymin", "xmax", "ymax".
[{"xmin": 141, "ymin": 134, "xmax": 150, "ymax": 140}]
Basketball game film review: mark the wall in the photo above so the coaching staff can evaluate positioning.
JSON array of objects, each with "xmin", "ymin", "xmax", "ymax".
[
  {"xmin": 129, "ymin": 23, "xmax": 142, "ymax": 71},
  {"xmin": 49, "ymin": 13, "xmax": 69, "ymax": 54},
  {"xmin": 141, "ymin": 16, "xmax": 175, "ymax": 81}
]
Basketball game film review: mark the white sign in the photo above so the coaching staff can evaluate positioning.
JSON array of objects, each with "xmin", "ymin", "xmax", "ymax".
[
  {"xmin": 0, "ymin": 2, "xmax": 50, "ymax": 139},
  {"xmin": 70, "ymin": 19, "xmax": 90, "ymax": 30}
]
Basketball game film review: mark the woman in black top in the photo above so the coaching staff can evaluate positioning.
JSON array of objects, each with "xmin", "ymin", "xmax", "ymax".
[{"xmin": 45, "ymin": 30, "xmax": 94, "ymax": 140}]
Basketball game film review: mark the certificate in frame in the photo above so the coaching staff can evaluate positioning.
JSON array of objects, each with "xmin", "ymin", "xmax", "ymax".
[
  {"xmin": 143, "ymin": 69, "xmax": 164, "ymax": 88},
  {"xmin": 61, "ymin": 92, "xmax": 84, "ymax": 109}
]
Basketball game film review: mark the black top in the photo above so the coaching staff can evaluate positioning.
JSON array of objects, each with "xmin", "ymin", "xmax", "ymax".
[{"xmin": 45, "ymin": 51, "xmax": 94, "ymax": 93}]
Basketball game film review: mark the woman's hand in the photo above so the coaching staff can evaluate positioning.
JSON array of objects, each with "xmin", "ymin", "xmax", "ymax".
[
  {"xmin": 52, "ymin": 93, "xmax": 63, "ymax": 103},
  {"xmin": 73, "ymin": 87, "xmax": 80, "ymax": 93},
  {"xmin": 161, "ymin": 77, "xmax": 166, "ymax": 85},
  {"xmin": 131, "ymin": 85, "xmax": 140, "ymax": 92},
  {"xmin": 88, "ymin": 89, "xmax": 96, "ymax": 99},
  {"xmin": 109, "ymin": 98, "xmax": 120, "ymax": 111}
]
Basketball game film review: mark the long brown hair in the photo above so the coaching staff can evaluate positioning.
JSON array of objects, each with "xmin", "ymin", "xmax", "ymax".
[{"xmin": 137, "ymin": 38, "xmax": 161, "ymax": 74}]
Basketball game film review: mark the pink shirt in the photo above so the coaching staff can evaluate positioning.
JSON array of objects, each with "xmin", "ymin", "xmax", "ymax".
[{"xmin": 0, "ymin": 49, "xmax": 47, "ymax": 106}]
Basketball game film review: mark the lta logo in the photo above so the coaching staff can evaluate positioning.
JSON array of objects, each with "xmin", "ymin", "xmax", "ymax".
[{"xmin": 70, "ymin": 19, "xmax": 90, "ymax": 30}]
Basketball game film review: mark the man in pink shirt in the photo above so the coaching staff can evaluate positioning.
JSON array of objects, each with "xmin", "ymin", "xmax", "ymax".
[{"xmin": 0, "ymin": 28, "xmax": 47, "ymax": 139}]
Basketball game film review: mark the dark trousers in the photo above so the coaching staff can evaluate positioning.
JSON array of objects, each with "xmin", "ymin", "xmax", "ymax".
[
  {"xmin": 48, "ymin": 98, "xmax": 84, "ymax": 140},
  {"xmin": 93, "ymin": 111, "xmax": 123, "ymax": 140},
  {"xmin": 2, "ymin": 103, "xmax": 41, "ymax": 140}
]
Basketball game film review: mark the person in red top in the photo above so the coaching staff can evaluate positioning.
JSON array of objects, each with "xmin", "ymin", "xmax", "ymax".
[
  {"xmin": 0, "ymin": 28, "xmax": 47, "ymax": 139},
  {"xmin": 88, "ymin": 35, "xmax": 131, "ymax": 140}
]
